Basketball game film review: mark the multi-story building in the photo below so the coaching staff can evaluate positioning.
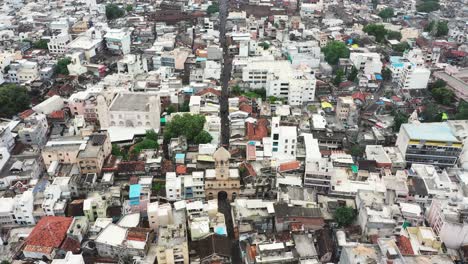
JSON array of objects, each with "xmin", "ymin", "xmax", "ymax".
[
  {"xmin": 42, "ymin": 138, "xmax": 87, "ymax": 166},
  {"xmin": 12, "ymin": 190, "xmax": 35, "ymax": 225},
  {"xmin": 117, "ymin": 54, "xmax": 148, "ymax": 76},
  {"xmin": 83, "ymin": 192, "xmax": 109, "ymax": 222},
  {"xmin": 156, "ymin": 224, "xmax": 189, "ymax": 264},
  {"xmin": 284, "ymin": 41, "xmax": 321, "ymax": 68},
  {"xmin": 396, "ymin": 123, "xmax": 463, "ymax": 167},
  {"xmin": 96, "ymin": 93, "xmax": 161, "ymax": 132},
  {"xmin": 204, "ymin": 147, "xmax": 240, "ymax": 201},
  {"xmin": 166, "ymin": 172, "xmax": 182, "ymax": 202},
  {"xmin": 48, "ymin": 31, "xmax": 70, "ymax": 54},
  {"xmin": 76, "ymin": 133, "xmax": 111, "ymax": 175},
  {"xmin": 428, "ymin": 199, "xmax": 468, "ymax": 249},
  {"xmin": 0, "ymin": 121, "xmax": 15, "ymax": 152},
  {"xmin": 336, "ymin": 96, "xmax": 357, "ymax": 123},
  {"xmin": 390, "ymin": 49, "xmax": 430, "ymax": 90},
  {"xmin": 270, "ymin": 117, "xmax": 297, "ymax": 158},
  {"xmin": 18, "ymin": 113, "xmax": 49, "ymax": 146},
  {"xmin": 242, "ymin": 60, "xmax": 316, "ymax": 106},
  {"xmin": 349, "ymin": 52, "xmax": 382, "ymax": 75},
  {"xmin": 0, "ymin": 197, "xmax": 15, "ymax": 226},
  {"xmin": 104, "ymin": 28, "xmax": 131, "ymax": 55},
  {"xmin": 8, "ymin": 60, "xmax": 39, "ymax": 83}
]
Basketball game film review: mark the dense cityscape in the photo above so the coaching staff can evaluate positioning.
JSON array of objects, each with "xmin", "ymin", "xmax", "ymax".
[{"xmin": 0, "ymin": 0, "xmax": 468, "ymax": 263}]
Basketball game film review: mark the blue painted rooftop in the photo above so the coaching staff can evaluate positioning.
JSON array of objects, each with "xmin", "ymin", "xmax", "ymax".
[
  {"xmin": 215, "ymin": 226, "xmax": 227, "ymax": 235},
  {"xmin": 175, "ymin": 153, "xmax": 185, "ymax": 159},
  {"xmin": 390, "ymin": 56, "xmax": 404, "ymax": 68},
  {"xmin": 129, "ymin": 184, "xmax": 142, "ymax": 199}
]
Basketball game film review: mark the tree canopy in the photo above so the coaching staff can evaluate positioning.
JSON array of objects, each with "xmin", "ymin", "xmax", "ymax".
[
  {"xmin": 333, "ymin": 69, "xmax": 344, "ymax": 86},
  {"xmin": 378, "ymin": 8, "xmax": 394, "ymax": 19},
  {"xmin": 0, "ymin": 84, "xmax": 31, "ymax": 118},
  {"xmin": 431, "ymin": 87, "xmax": 454, "ymax": 106},
  {"xmin": 386, "ymin": 30, "xmax": 402, "ymax": 40},
  {"xmin": 132, "ymin": 130, "xmax": 159, "ymax": 154},
  {"xmin": 417, "ymin": 0, "xmax": 440, "ymax": 13},
  {"xmin": 455, "ymin": 101, "xmax": 468, "ymax": 120},
  {"xmin": 106, "ymin": 4, "xmax": 125, "ymax": 20},
  {"xmin": 33, "ymin": 39, "xmax": 48, "ymax": 49},
  {"xmin": 126, "ymin": 5, "xmax": 133, "ymax": 12},
  {"xmin": 322, "ymin": 41, "xmax": 350, "ymax": 65},
  {"xmin": 363, "ymin": 24, "xmax": 387, "ymax": 42},
  {"xmin": 164, "ymin": 114, "xmax": 211, "ymax": 144},
  {"xmin": 435, "ymin": 21, "xmax": 448, "ymax": 37},
  {"xmin": 350, "ymin": 144, "xmax": 365, "ymax": 157},
  {"xmin": 334, "ymin": 206, "xmax": 356, "ymax": 227},
  {"xmin": 347, "ymin": 67, "xmax": 358, "ymax": 82},
  {"xmin": 393, "ymin": 111, "xmax": 409, "ymax": 132},
  {"xmin": 392, "ymin": 42, "xmax": 410, "ymax": 52},
  {"xmin": 55, "ymin": 57, "xmax": 71, "ymax": 75},
  {"xmin": 207, "ymin": 3, "xmax": 219, "ymax": 14}
]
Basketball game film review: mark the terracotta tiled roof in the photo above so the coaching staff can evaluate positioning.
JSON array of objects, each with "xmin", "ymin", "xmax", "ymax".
[
  {"xmin": 25, "ymin": 216, "xmax": 72, "ymax": 249},
  {"xmin": 176, "ymin": 165, "xmax": 187, "ymax": 174},
  {"xmin": 46, "ymin": 90, "xmax": 59, "ymax": 97},
  {"xmin": 19, "ymin": 109, "xmax": 34, "ymax": 119},
  {"xmin": 241, "ymin": 162, "xmax": 257, "ymax": 177},
  {"xmin": 196, "ymin": 88, "xmax": 221, "ymax": 97},
  {"xmin": 239, "ymin": 103, "xmax": 253, "ymax": 114},
  {"xmin": 397, "ymin": 235, "xmax": 414, "ymax": 255},
  {"xmin": 246, "ymin": 118, "xmax": 268, "ymax": 141},
  {"xmin": 352, "ymin": 92, "xmax": 367, "ymax": 102},
  {"xmin": 278, "ymin": 161, "xmax": 301, "ymax": 173},
  {"xmin": 49, "ymin": 110, "xmax": 65, "ymax": 119}
]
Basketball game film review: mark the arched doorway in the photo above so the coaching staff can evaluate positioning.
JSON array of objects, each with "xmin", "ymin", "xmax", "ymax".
[{"xmin": 217, "ymin": 191, "xmax": 228, "ymax": 201}]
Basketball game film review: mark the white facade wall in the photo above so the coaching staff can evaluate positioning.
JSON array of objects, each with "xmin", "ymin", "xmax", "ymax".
[
  {"xmin": 48, "ymin": 32, "xmax": 70, "ymax": 54},
  {"xmin": 271, "ymin": 117, "xmax": 297, "ymax": 157},
  {"xmin": 349, "ymin": 53, "xmax": 382, "ymax": 75}
]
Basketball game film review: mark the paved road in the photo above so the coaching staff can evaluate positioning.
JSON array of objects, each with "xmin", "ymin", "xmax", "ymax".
[{"xmin": 218, "ymin": 198, "xmax": 241, "ymax": 263}]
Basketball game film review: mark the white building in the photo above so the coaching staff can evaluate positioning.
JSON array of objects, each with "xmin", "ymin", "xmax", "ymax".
[
  {"xmin": 242, "ymin": 60, "xmax": 316, "ymax": 106},
  {"xmin": 8, "ymin": 60, "xmax": 39, "ymax": 83},
  {"xmin": 147, "ymin": 202, "xmax": 173, "ymax": 230},
  {"xmin": 166, "ymin": 172, "xmax": 181, "ymax": 202},
  {"xmin": 32, "ymin": 95, "xmax": 65, "ymax": 115},
  {"xmin": 394, "ymin": 49, "xmax": 430, "ymax": 90},
  {"xmin": 18, "ymin": 113, "xmax": 49, "ymax": 146},
  {"xmin": 0, "ymin": 197, "xmax": 15, "ymax": 226},
  {"xmin": 12, "ymin": 190, "xmax": 35, "ymax": 225},
  {"xmin": 48, "ymin": 31, "xmax": 70, "ymax": 54},
  {"xmin": 284, "ymin": 41, "xmax": 321, "ymax": 68},
  {"xmin": 68, "ymin": 28, "xmax": 103, "ymax": 61},
  {"xmin": 96, "ymin": 93, "xmax": 161, "ymax": 142},
  {"xmin": 428, "ymin": 199, "xmax": 468, "ymax": 249},
  {"xmin": 271, "ymin": 116, "xmax": 297, "ymax": 158},
  {"xmin": 104, "ymin": 28, "xmax": 131, "ymax": 55},
  {"xmin": 0, "ymin": 121, "xmax": 15, "ymax": 152},
  {"xmin": 349, "ymin": 52, "xmax": 382, "ymax": 75},
  {"xmin": 117, "ymin": 54, "xmax": 148, "ymax": 76}
]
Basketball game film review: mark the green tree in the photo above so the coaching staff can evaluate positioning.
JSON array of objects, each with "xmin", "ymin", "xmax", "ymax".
[
  {"xmin": 416, "ymin": 0, "xmax": 439, "ymax": 13},
  {"xmin": 431, "ymin": 87, "xmax": 454, "ymax": 105},
  {"xmin": 132, "ymin": 139, "xmax": 158, "ymax": 154},
  {"xmin": 268, "ymin": 96, "xmax": 278, "ymax": 103},
  {"xmin": 363, "ymin": 23, "xmax": 387, "ymax": 43},
  {"xmin": 393, "ymin": 42, "xmax": 410, "ymax": 52},
  {"xmin": 382, "ymin": 67, "xmax": 392, "ymax": 81},
  {"xmin": 242, "ymin": 88, "xmax": 266, "ymax": 100},
  {"xmin": 164, "ymin": 114, "xmax": 207, "ymax": 143},
  {"xmin": 1, "ymin": 260, "xmax": 11, "ymax": 264},
  {"xmin": 126, "ymin": 5, "xmax": 133, "ymax": 12},
  {"xmin": 258, "ymin": 42, "xmax": 270, "ymax": 50},
  {"xmin": 207, "ymin": 3, "xmax": 219, "ymax": 14},
  {"xmin": 321, "ymin": 41, "xmax": 350, "ymax": 65},
  {"xmin": 334, "ymin": 206, "xmax": 356, "ymax": 227},
  {"xmin": 387, "ymin": 30, "xmax": 402, "ymax": 40},
  {"xmin": 430, "ymin": 79, "xmax": 447, "ymax": 90},
  {"xmin": 145, "ymin": 130, "xmax": 158, "ymax": 141},
  {"xmin": 333, "ymin": 69, "xmax": 344, "ymax": 86},
  {"xmin": 0, "ymin": 85, "xmax": 31, "ymax": 118},
  {"xmin": 55, "ymin": 57, "xmax": 71, "ymax": 75},
  {"xmin": 194, "ymin": 131, "xmax": 213, "ymax": 144},
  {"xmin": 350, "ymin": 144, "xmax": 365, "ymax": 157},
  {"xmin": 420, "ymin": 104, "xmax": 442, "ymax": 122},
  {"xmin": 33, "ymin": 39, "xmax": 48, "ymax": 49},
  {"xmin": 111, "ymin": 144, "xmax": 123, "ymax": 157},
  {"xmin": 372, "ymin": 0, "xmax": 379, "ymax": 9},
  {"xmin": 455, "ymin": 101, "xmax": 468, "ymax": 120},
  {"xmin": 166, "ymin": 105, "xmax": 176, "ymax": 114},
  {"xmin": 231, "ymin": 85, "xmax": 242, "ymax": 95},
  {"xmin": 347, "ymin": 66, "xmax": 358, "ymax": 82},
  {"xmin": 424, "ymin": 21, "xmax": 435, "ymax": 32},
  {"xmin": 435, "ymin": 21, "xmax": 448, "ymax": 37},
  {"xmin": 180, "ymin": 101, "xmax": 190, "ymax": 112},
  {"xmin": 378, "ymin": 7, "xmax": 394, "ymax": 19},
  {"xmin": 393, "ymin": 111, "xmax": 409, "ymax": 132},
  {"xmin": 106, "ymin": 4, "xmax": 125, "ymax": 20}
]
